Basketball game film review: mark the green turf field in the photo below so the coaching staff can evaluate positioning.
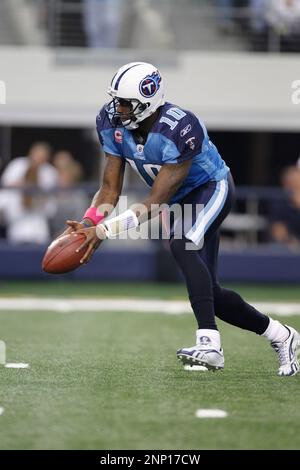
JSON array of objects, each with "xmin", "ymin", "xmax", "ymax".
[
  {"xmin": 1, "ymin": 280, "xmax": 300, "ymax": 301},
  {"xmin": 0, "ymin": 282, "xmax": 300, "ymax": 450}
]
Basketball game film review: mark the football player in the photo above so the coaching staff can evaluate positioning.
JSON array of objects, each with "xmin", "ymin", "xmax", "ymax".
[{"xmin": 67, "ymin": 62, "xmax": 300, "ymax": 376}]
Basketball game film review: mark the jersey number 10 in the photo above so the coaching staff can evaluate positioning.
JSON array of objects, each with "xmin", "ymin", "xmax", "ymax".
[
  {"xmin": 126, "ymin": 108, "xmax": 187, "ymax": 185},
  {"xmin": 159, "ymin": 107, "xmax": 187, "ymax": 130}
]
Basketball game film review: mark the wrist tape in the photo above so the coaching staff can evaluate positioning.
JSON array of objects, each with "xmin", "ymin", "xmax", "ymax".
[{"xmin": 100, "ymin": 209, "xmax": 139, "ymax": 239}]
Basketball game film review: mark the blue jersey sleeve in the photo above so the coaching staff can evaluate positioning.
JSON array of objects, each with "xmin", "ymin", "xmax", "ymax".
[
  {"xmin": 96, "ymin": 105, "xmax": 123, "ymax": 158},
  {"xmin": 160, "ymin": 108, "xmax": 205, "ymax": 164}
]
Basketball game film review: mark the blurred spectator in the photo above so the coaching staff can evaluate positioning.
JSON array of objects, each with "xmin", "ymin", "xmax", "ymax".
[
  {"xmin": 0, "ymin": 142, "xmax": 57, "ymax": 190},
  {"xmin": 249, "ymin": 0, "xmax": 267, "ymax": 33},
  {"xmin": 37, "ymin": 0, "xmax": 50, "ymax": 29},
  {"xmin": 265, "ymin": 0, "xmax": 300, "ymax": 51},
  {"xmin": 266, "ymin": 0, "xmax": 300, "ymax": 34},
  {"xmin": 216, "ymin": 0, "xmax": 236, "ymax": 32},
  {"xmin": 216, "ymin": 0, "xmax": 248, "ymax": 33},
  {"xmin": 0, "ymin": 142, "xmax": 58, "ymax": 244},
  {"xmin": 270, "ymin": 166, "xmax": 300, "ymax": 247},
  {"xmin": 53, "ymin": 150, "xmax": 83, "ymax": 186},
  {"xmin": 83, "ymin": 0, "xmax": 123, "ymax": 48},
  {"xmin": 50, "ymin": 151, "xmax": 88, "ymax": 237},
  {"xmin": 249, "ymin": 0, "xmax": 269, "ymax": 51}
]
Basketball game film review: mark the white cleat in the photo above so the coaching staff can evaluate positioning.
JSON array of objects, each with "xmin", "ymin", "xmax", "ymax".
[
  {"xmin": 177, "ymin": 336, "xmax": 224, "ymax": 371},
  {"xmin": 271, "ymin": 325, "xmax": 300, "ymax": 377}
]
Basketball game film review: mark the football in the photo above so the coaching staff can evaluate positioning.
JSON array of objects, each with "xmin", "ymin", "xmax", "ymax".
[{"xmin": 42, "ymin": 233, "xmax": 87, "ymax": 274}]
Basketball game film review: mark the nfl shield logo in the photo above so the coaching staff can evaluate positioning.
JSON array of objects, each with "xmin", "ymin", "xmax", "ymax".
[{"xmin": 134, "ymin": 144, "xmax": 145, "ymax": 160}]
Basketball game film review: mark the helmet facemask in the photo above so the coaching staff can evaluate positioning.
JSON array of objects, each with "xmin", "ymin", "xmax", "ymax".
[{"xmin": 105, "ymin": 96, "xmax": 149, "ymax": 130}]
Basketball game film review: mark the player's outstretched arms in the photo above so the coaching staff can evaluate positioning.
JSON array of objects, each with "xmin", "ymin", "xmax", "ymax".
[
  {"xmin": 81, "ymin": 159, "xmax": 194, "ymax": 250},
  {"xmin": 56, "ymin": 155, "xmax": 125, "ymax": 243},
  {"xmin": 66, "ymin": 156, "xmax": 125, "ymax": 263}
]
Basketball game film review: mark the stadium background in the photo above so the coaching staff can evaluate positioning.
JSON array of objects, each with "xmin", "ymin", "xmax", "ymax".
[{"xmin": 0, "ymin": 0, "xmax": 300, "ymax": 451}]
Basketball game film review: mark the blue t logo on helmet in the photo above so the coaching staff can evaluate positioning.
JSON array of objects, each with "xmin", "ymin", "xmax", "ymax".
[{"xmin": 139, "ymin": 71, "xmax": 162, "ymax": 98}]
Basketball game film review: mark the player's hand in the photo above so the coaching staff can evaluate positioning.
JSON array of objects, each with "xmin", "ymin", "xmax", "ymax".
[
  {"xmin": 56, "ymin": 220, "xmax": 84, "ymax": 239},
  {"xmin": 74, "ymin": 226, "xmax": 105, "ymax": 264}
]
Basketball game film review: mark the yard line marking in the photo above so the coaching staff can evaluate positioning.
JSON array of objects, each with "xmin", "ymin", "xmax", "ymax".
[
  {"xmin": 0, "ymin": 407, "xmax": 4, "ymax": 415},
  {"xmin": 195, "ymin": 409, "xmax": 228, "ymax": 419},
  {"xmin": 0, "ymin": 298, "xmax": 189, "ymax": 314},
  {"xmin": 0, "ymin": 298, "xmax": 299, "ymax": 316},
  {"xmin": 4, "ymin": 363, "xmax": 29, "ymax": 369}
]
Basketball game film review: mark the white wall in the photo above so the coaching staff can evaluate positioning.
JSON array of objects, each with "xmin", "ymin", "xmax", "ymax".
[{"xmin": 0, "ymin": 47, "xmax": 299, "ymax": 131}]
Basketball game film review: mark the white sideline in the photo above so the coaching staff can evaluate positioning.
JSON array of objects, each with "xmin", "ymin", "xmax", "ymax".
[{"xmin": 0, "ymin": 297, "xmax": 299, "ymax": 316}]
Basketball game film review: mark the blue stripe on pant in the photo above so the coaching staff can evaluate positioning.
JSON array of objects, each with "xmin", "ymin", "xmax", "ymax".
[{"xmin": 170, "ymin": 173, "xmax": 234, "ymax": 247}]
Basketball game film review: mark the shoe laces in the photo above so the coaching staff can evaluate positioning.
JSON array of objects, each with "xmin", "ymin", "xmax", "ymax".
[{"xmin": 271, "ymin": 337, "xmax": 290, "ymax": 366}]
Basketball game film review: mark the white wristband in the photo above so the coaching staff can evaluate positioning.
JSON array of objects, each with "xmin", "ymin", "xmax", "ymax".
[{"xmin": 97, "ymin": 209, "xmax": 139, "ymax": 239}]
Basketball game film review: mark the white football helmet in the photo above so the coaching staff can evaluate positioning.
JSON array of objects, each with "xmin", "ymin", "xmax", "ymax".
[{"xmin": 106, "ymin": 62, "xmax": 165, "ymax": 130}]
